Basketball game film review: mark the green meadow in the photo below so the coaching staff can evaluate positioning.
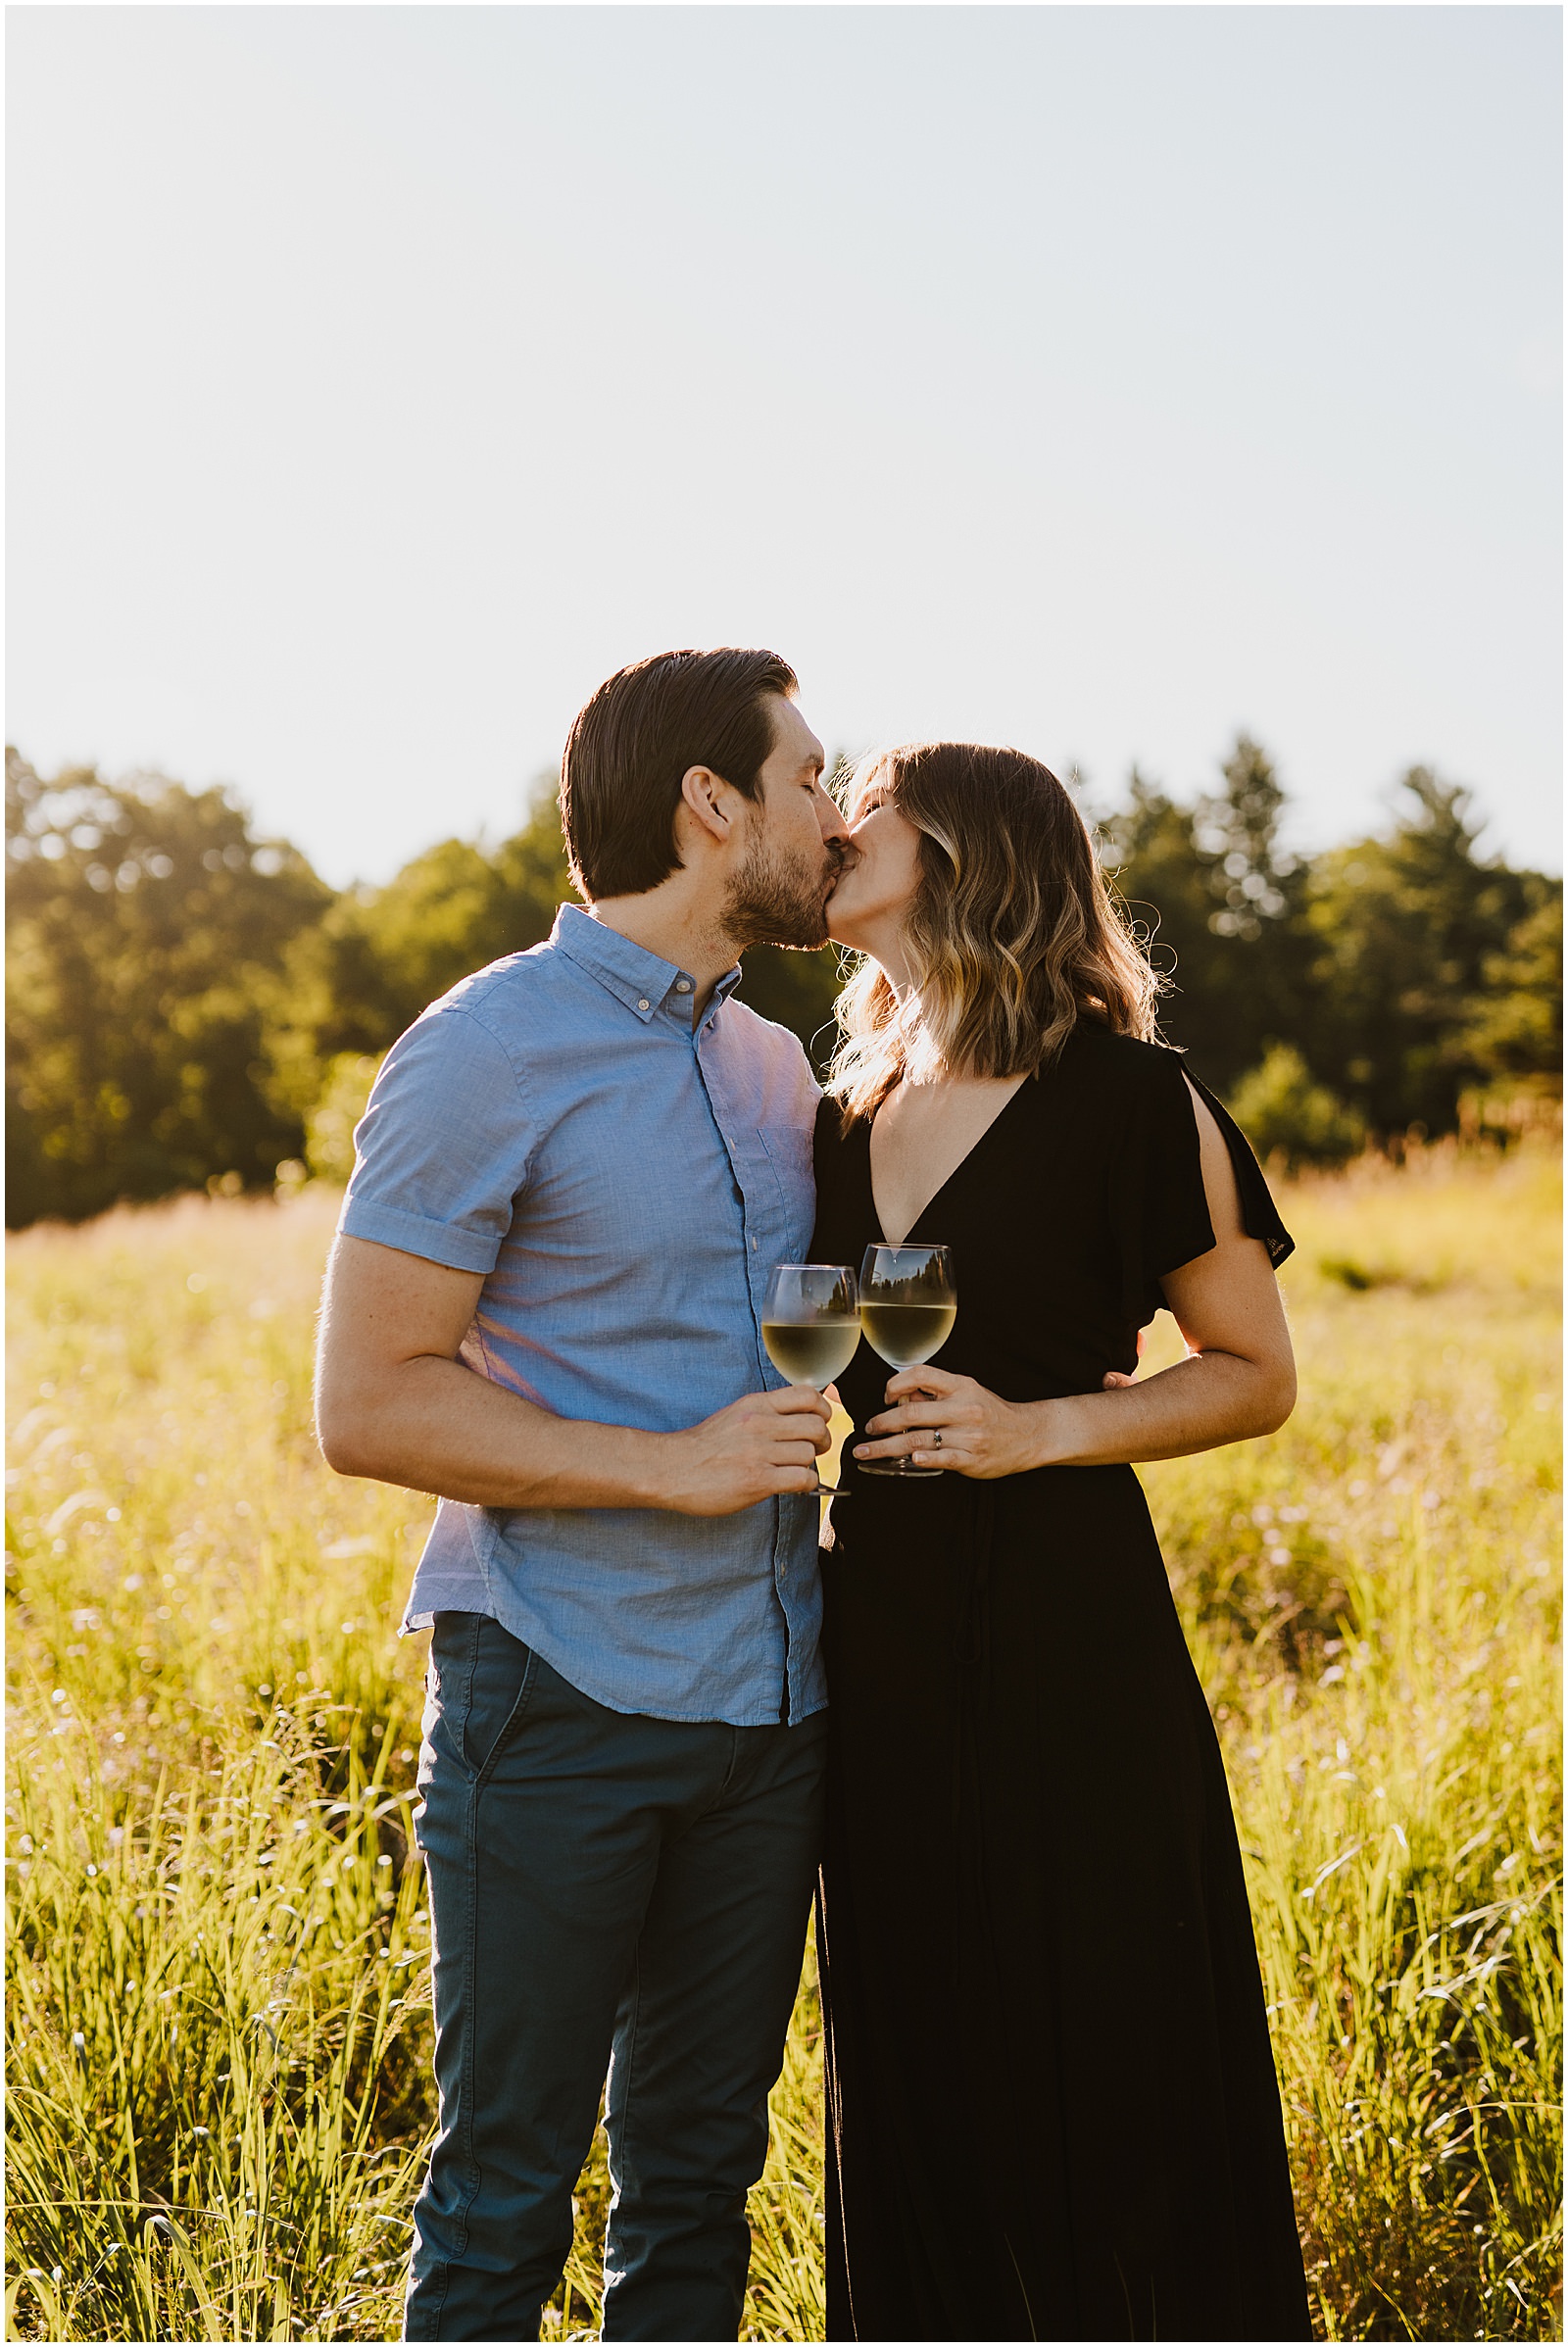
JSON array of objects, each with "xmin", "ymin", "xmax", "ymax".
[{"xmin": 6, "ymin": 1146, "xmax": 1560, "ymax": 2341}]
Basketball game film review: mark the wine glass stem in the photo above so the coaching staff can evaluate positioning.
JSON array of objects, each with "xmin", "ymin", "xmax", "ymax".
[{"xmin": 816, "ymin": 1377, "xmax": 841, "ymax": 1496}]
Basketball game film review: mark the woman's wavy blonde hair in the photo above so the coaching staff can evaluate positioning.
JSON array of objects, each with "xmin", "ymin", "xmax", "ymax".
[{"xmin": 827, "ymin": 741, "xmax": 1163, "ymax": 1119}]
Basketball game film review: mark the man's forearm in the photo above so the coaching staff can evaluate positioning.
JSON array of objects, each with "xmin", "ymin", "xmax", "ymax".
[
  {"xmin": 318, "ymin": 1350, "xmax": 674, "ymax": 1510},
  {"xmin": 315, "ymin": 1233, "xmax": 831, "ymax": 1517}
]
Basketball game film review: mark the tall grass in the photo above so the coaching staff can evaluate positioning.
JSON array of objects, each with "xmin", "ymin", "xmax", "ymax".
[
  {"xmin": 1165, "ymin": 1149, "xmax": 1563, "ymax": 2341},
  {"xmin": 6, "ymin": 1149, "xmax": 1559, "ymax": 2340}
]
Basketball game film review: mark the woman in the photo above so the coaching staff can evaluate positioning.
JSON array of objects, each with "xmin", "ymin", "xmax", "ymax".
[{"xmin": 811, "ymin": 742, "xmax": 1312, "ymax": 2343}]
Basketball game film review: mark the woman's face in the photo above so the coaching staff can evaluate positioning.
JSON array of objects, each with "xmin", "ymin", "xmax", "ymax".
[{"xmin": 825, "ymin": 786, "xmax": 925, "ymax": 956}]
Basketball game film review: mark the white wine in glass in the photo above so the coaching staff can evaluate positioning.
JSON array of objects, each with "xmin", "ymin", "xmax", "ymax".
[
  {"xmin": 857, "ymin": 1243, "xmax": 956, "ymax": 1478},
  {"xmin": 761, "ymin": 1264, "xmax": 861, "ymax": 1497}
]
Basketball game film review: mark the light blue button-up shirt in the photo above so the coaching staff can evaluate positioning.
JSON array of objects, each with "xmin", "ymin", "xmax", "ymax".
[{"xmin": 338, "ymin": 903, "xmax": 826, "ymax": 1727}]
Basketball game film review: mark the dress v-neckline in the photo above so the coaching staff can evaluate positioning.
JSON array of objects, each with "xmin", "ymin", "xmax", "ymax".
[{"xmin": 866, "ymin": 1074, "xmax": 1034, "ymax": 1246}]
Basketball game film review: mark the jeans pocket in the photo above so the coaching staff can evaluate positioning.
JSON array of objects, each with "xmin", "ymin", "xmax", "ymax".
[{"xmin": 426, "ymin": 1611, "xmax": 537, "ymax": 1785}]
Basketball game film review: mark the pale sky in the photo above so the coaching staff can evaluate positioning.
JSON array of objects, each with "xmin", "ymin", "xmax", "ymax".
[{"xmin": 8, "ymin": 5, "xmax": 1562, "ymax": 885}]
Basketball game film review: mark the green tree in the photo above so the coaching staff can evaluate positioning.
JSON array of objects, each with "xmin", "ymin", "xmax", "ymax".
[
  {"xmin": 13, "ymin": 734, "xmax": 1555, "ymax": 1231},
  {"xmin": 1099, "ymin": 738, "xmax": 1306, "ymax": 1089},
  {"xmin": 1456, "ymin": 884, "xmax": 1563, "ymax": 1083},
  {"xmin": 1300, "ymin": 770, "xmax": 1544, "ymax": 1136},
  {"xmin": 6, "ymin": 751, "xmax": 331, "ymax": 1225},
  {"xmin": 1098, "ymin": 764, "xmax": 1213, "ymax": 1004},
  {"xmin": 1228, "ymin": 1042, "xmax": 1365, "ymax": 1171},
  {"xmin": 262, "ymin": 781, "xmax": 574, "ymax": 1124}
]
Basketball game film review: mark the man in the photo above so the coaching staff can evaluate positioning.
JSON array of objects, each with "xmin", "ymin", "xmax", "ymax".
[{"xmin": 315, "ymin": 648, "xmax": 852, "ymax": 2341}]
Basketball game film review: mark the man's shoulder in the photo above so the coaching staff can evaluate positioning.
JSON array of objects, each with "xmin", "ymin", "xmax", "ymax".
[
  {"xmin": 719, "ymin": 993, "xmax": 809, "ymax": 1051},
  {"xmin": 717, "ymin": 997, "xmax": 819, "ymax": 1086},
  {"xmin": 369, "ymin": 945, "xmax": 583, "ymax": 1105},
  {"xmin": 410, "ymin": 940, "xmax": 578, "ymax": 1042}
]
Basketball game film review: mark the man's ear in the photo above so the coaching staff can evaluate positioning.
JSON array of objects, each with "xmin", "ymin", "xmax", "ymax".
[{"xmin": 679, "ymin": 765, "xmax": 743, "ymax": 849}]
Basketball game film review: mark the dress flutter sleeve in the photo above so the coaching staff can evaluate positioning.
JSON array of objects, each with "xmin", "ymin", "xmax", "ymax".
[
  {"xmin": 1114, "ymin": 1049, "xmax": 1295, "ymax": 1327},
  {"xmin": 1184, "ymin": 1068, "xmax": 1295, "ymax": 1270}
]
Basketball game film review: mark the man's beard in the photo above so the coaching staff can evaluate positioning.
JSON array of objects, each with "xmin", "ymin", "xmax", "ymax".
[{"xmin": 722, "ymin": 835, "xmax": 841, "ymax": 953}]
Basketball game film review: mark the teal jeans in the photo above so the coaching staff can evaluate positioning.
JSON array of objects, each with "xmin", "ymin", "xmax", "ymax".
[{"xmin": 404, "ymin": 1614, "xmax": 826, "ymax": 2342}]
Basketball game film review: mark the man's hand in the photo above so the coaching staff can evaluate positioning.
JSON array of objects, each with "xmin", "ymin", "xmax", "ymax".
[{"xmin": 660, "ymin": 1387, "xmax": 832, "ymax": 1516}]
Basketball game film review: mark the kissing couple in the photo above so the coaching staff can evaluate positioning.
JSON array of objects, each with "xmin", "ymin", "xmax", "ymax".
[{"xmin": 317, "ymin": 648, "xmax": 1312, "ymax": 2343}]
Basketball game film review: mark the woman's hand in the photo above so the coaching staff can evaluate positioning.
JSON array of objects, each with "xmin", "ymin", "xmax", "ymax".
[
  {"xmin": 855, "ymin": 1367, "xmax": 1042, "ymax": 1478},
  {"xmin": 855, "ymin": 1366, "xmax": 1142, "ymax": 1476}
]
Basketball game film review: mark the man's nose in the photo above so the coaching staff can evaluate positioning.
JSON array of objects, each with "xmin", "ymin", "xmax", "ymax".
[{"xmin": 816, "ymin": 786, "xmax": 852, "ymax": 845}]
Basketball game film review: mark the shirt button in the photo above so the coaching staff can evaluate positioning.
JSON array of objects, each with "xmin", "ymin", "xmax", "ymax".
[
  {"xmin": 675, "ymin": 979, "xmax": 692, "ymax": 994},
  {"xmin": 637, "ymin": 998, "xmax": 650, "ymax": 1011},
  {"xmin": 752, "ymin": 1238, "xmax": 760, "ymax": 1250}
]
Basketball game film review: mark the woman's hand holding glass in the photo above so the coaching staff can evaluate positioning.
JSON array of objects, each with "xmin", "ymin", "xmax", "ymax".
[
  {"xmin": 854, "ymin": 1363, "xmax": 1038, "ymax": 1478},
  {"xmin": 855, "ymin": 1361, "xmax": 1151, "ymax": 1477},
  {"xmin": 854, "ymin": 1244, "xmax": 956, "ymax": 1479}
]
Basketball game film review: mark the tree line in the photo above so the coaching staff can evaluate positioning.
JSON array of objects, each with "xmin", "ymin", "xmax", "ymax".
[{"xmin": 6, "ymin": 738, "xmax": 1559, "ymax": 1229}]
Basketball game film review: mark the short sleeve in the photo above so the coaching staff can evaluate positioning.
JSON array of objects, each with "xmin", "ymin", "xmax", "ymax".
[
  {"xmin": 1184, "ymin": 1069, "xmax": 1295, "ymax": 1271},
  {"xmin": 1113, "ymin": 1051, "xmax": 1295, "ymax": 1327},
  {"xmin": 338, "ymin": 1007, "xmax": 535, "ymax": 1275},
  {"xmin": 1115, "ymin": 1053, "xmax": 1217, "ymax": 1327}
]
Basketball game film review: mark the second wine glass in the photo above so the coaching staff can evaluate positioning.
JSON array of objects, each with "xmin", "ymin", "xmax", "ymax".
[{"xmin": 857, "ymin": 1243, "xmax": 957, "ymax": 1479}]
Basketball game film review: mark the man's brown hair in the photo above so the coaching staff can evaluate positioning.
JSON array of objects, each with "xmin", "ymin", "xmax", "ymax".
[{"xmin": 560, "ymin": 648, "xmax": 799, "ymax": 900}]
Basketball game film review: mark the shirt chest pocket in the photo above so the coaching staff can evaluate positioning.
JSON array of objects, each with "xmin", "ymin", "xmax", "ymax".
[{"xmin": 756, "ymin": 1121, "xmax": 816, "ymax": 1257}]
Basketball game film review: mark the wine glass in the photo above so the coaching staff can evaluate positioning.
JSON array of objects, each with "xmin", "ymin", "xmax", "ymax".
[
  {"xmin": 857, "ymin": 1244, "xmax": 957, "ymax": 1479},
  {"xmin": 761, "ymin": 1264, "xmax": 861, "ymax": 1497}
]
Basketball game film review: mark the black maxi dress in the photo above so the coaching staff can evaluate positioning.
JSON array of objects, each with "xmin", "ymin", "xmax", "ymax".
[{"xmin": 810, "ymin": 1020, "xmax": 1313, "ymax": 2343}]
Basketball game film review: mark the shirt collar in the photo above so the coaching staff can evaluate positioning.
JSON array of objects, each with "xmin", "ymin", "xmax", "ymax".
[{"xmin": 550, "ymin": 902, "xmax": 742, "ymax": 1026}]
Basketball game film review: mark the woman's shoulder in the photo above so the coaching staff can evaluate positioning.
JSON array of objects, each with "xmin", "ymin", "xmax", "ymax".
[{"xmin": 1061, "ymin": 1016, "xmax": 1192, "ymax": 1102}]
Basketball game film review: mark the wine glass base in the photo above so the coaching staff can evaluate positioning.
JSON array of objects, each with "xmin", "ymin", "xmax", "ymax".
[{"xmin": 857, "ymin": 1458, "xmax": 944, "ymax": 1478}]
